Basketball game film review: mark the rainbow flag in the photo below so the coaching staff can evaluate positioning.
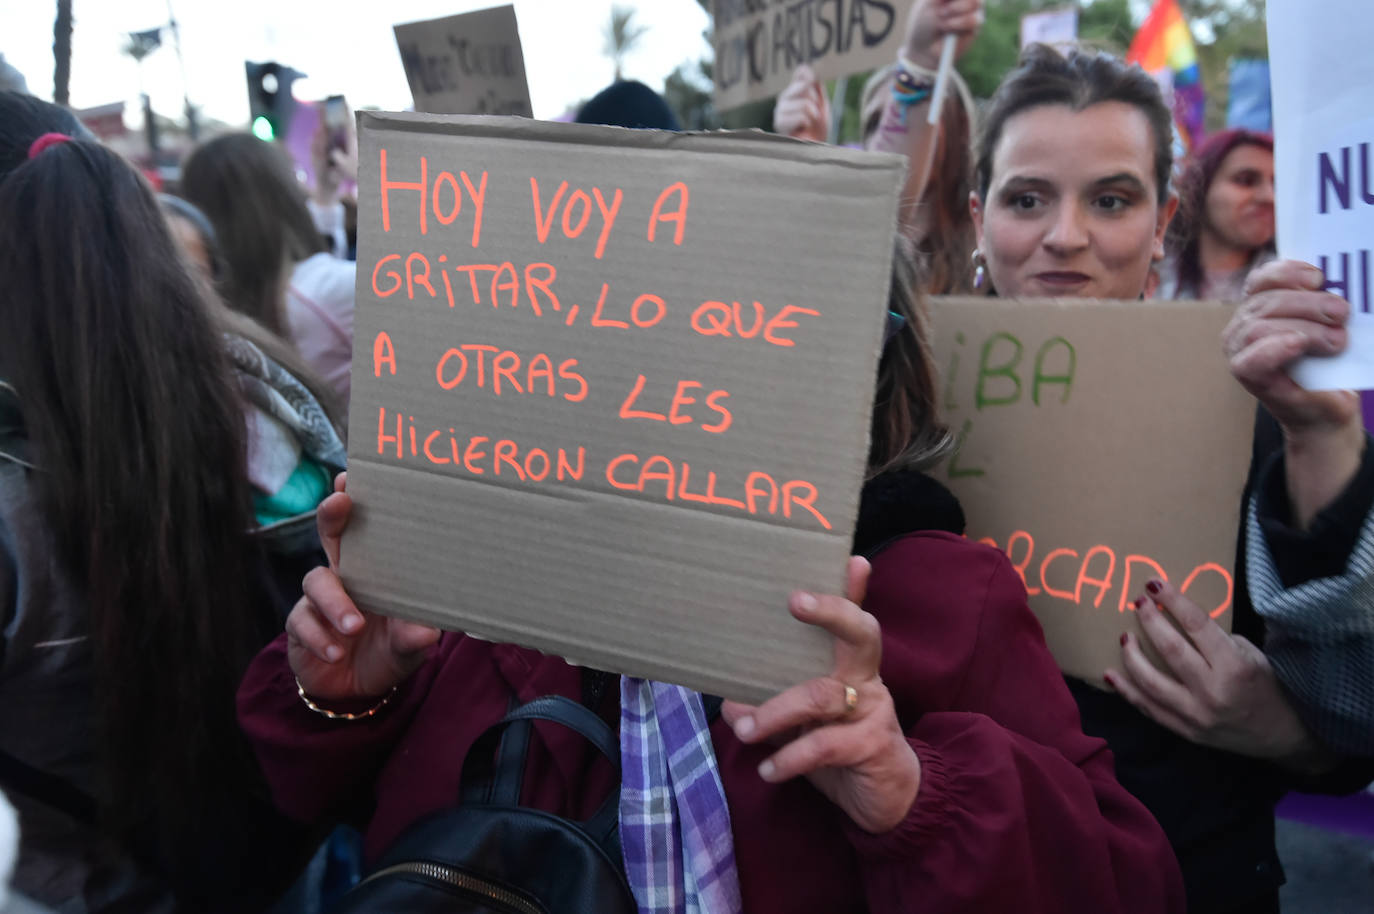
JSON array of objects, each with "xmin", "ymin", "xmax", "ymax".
[{"xmin": 1127, "ymin": 0, "xmax": 1205, "ymax": 150}]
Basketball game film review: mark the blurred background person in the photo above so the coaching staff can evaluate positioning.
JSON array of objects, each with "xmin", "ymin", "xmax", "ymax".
[
  {"xmin": 774, "ymin": 0, "xmax": 983, "ymax": 295},
  {"xmin": 1158, "ymin": 129, "xmax": 1275, "ymax": 300},
  {"xmin": 181, "ymin": 133, "xmax": 356, "ymax": 405}
]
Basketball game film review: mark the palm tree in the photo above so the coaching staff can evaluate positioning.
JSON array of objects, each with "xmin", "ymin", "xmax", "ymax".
[
  {"xmin": 603, "ymin": 6, "xmax": 648, "ymax": 82},
  {"xmin": 53, "ymin": 0, "xmax": 72, "ymax": 106}
]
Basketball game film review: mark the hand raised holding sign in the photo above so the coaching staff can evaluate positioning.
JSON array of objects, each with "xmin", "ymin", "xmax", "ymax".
[
  {"xmin": 721, "ymin": 557, "xmax": 922, "ymax": 835},
  {"xmin": 1225, "ymin": 259, "xmax": 1366, "ymax": 528},
  {"xmin": 1104, "ymin": 579, "xmax": 1333, "ymax": 771},
  {"xmin": 773, "ymin": 65, "xmax": 830, "ymax": 144},
  {"xmin": 904, "ymin": 0, "xmax": 984, "ymax": 70},
  {"xmin": 1227, "ymin": 259, "xmax": 1358, "ymax": 434},
  {"xmin": 287, "ymin": 473, "xmax": 441, "ymax": 703}
]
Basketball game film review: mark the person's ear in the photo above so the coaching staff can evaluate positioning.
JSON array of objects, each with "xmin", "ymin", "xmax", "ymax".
[
  {"xmin": 1153, "ymin": 192, "xmax": 1180, "ymax": 262},
  {"xmin": 970, "ymin": 191, "xmax": 985, "ymax": 249}
]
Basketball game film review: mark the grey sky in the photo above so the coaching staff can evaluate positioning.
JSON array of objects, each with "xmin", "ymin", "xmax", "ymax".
[{"xmin": 3, "ymin": 1, "xmax": 712, "ymax": 125}]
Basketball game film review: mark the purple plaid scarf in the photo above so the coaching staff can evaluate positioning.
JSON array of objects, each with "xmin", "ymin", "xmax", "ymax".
[{"xmin": 619, "ymin": 678, "xmax": 742, "ymax": 914}]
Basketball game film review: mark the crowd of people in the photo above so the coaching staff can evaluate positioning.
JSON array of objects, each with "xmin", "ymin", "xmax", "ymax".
[{"xmin": 1, "ymin": 1, "xmax": 1371, "ymax": 912}]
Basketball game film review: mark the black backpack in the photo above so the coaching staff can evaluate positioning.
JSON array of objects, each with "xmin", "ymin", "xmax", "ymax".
[{"xmin": 329, "ymin": 695, "xmax": 638, "ymax": 914}]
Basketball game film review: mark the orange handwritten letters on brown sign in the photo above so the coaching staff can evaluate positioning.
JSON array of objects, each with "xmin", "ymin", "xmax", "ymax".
[{"xmin": 342, "ymin": 114, "xmax": 903, "ymax": 702}]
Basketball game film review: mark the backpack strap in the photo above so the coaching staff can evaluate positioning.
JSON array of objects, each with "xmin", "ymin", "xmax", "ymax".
[
  {"xmin": 460, "ymin": 695, "xmax": 622, "ymax": 849},
  {"xmin": 0, "ymin": 747, "xmax": 98, "ymax": 825}
]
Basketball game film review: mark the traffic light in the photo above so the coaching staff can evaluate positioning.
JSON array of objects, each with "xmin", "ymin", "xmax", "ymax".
[{"xmin": 244, "ymin": 61, "xmax": 304, "ymax": 141}]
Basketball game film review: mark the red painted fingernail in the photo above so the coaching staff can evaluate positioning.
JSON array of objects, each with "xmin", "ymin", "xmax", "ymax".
[
  {"xmin": 1146, "ymin": 579, "xmax": 1162, "ymax": 595},
  {"xmin": 1119, "ymin": 632, "xmax": 1128, "ymax": 646},
  {"xmin": 1133, "ymin": 597, "xmax": 1146, "ymax": 610}
]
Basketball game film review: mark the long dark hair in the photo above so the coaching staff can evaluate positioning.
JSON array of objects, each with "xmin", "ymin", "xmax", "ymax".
[
  {"xmin": 0, "ymin": 93, "xmax": 270, "ymax": 883},
  {"xmin": 869, "ymin": 240, "xmax": 954, "ymax": 476},
  {"xmin": 1165, "ymin": 128, "xmax": 1274, "ymax": 296},
  {"xmin": 976, "ymin": 44, "xmax": 1175, "ymax": 207},
  {"xmin": 917, "ymin": 91, "xmax": 976, "ymax": 295},
  {"xmin": 181, "ymin": 132, "xmax": 326, "ymax": 337}
]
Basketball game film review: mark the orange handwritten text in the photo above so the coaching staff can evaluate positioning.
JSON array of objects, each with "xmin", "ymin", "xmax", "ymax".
[
  {"xmin": 690, "ymin": 300, "xmax": 820, "ymax": 347},
  {"xmin": 648, "ymin": 182, "xmax": 689, "ymax": 244},
  {"xmin": 606, "ymin": 453, "xmax": 831, "ymax": 530},
  {"xmin": 378, "ymin": 150, "xmax": 486, "ymax": 245},
  {"xmin": 434, "ymin": 345, "xmax": 587, "ymax": 401},
  {"xmin": 978, "ymin": 529, "xmax": 1234, "ymax": 621},
  {"xmin": 376, "ymin": 407, "xmax": 585, "ymax": 481},
  {"xmin": 529, "ymin": 178, "xmax": 623, "ymax": 259},
  {"xmin": 618, "ymin": 376, "xmax": 732, "ymax": 433}
]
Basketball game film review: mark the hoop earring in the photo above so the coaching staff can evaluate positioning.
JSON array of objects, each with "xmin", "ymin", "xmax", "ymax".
[{"xmin": 971, "ymin": 249, "xmax": 988, "ymax": 290}]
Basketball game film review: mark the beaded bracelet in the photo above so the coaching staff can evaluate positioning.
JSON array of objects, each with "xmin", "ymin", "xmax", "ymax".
[{"xmin": 296, "ymin": 677, "xmax": 398, "ymax": 721}]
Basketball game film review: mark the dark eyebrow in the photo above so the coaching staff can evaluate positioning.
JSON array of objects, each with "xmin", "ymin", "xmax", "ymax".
[
  {"xmin": 998, "ymin": 176, "xmax": 1056, "ymax": 193},
  {"xmin": 1090, "ymin": 173, "xmax": 1149, "ymax": 194}
]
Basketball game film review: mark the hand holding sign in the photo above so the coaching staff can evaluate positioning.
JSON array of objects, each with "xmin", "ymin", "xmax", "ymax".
[
  {"xmin": 904, "ymin": 0, "xmax": 984, "ymax": 70},
  {"xmin": 722, "ymin": 557, "xmax": 923, "ymax": 835},
  {"xmin": 287, "ymin": 475, "xmax": 441, "ymax": 703},
  {"xmin": 1225, "ymin": 259, "xmax": 1365, "ymax": 527},
  {"xmin": 1105, "ymin": 579, "xmax": 1331, "ymax": 770},
  {"xmin": 344, "ymin": 113, "xmax": 901, "ymax": 703},
  {"xmin": 1226, "ymin": 259, "xmax": 1356, "ymax": 432},
  {"xmin": 773, "ymin": 65, "xmax": 830, "ymax": 144}
]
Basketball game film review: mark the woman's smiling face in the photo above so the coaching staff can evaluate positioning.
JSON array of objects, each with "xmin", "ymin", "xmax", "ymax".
[{"xmin": 972, "ymin": 101, "xmax": 1177, "ymax": 300}]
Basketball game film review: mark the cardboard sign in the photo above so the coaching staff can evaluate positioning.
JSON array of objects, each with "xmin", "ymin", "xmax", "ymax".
[
  {"xmin": 393, "ymin": 5, "xmax": 533, "ymax": 117},
  {"xmin": 1020, "ymin": 7, "xmax": 1079, "ymax": 50},
  {"xmin": 930, "ymin": 297, "xmax": 1254, "ymax": 685},
  {"xmin": 343, "ymin": 112, "xmax": 903, "ymax": 703},
  {"xmin": 1268, "ymin": 0, "xmax": 1374, "ymax": 391},
  {"xmin": 712, "ymin": 0, "xmax": 912, "ymax": 111}
]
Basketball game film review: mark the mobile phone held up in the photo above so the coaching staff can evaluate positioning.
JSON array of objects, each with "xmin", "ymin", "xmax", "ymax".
[{"xmin": 323, "ymin": 95, "xmax": 347, "ymax": 155}]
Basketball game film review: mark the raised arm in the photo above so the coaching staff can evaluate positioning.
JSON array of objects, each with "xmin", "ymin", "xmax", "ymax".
[{"xmin": 865, "ymin": 0, "xmax": 982, "ymax": 236}]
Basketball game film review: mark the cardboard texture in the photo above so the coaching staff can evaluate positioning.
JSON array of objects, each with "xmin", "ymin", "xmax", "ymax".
[
  {"xmin": 712, "ymin": 0, "xmax": 912, "ymax": 111},
  {"xmin": 394, "ymin": 5, "xmax": 533, "ymax": 117},
  {"xmin": 929, "ymin": 296, "xmax": 1253, "ymax": 685},
  {"xmin": 1267, "ymin": 0, "xmax": 1374, "ymax": 390},
  {"xmin": 344, "ymin": 112, "xmax": 904, "ymax": 703}
]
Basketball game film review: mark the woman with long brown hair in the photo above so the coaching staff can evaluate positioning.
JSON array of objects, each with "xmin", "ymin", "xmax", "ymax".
[
  {"xmin": 182, "ymin": 133, "xmax": 357, "ymax": 404},
  {"xmin": 0, "ymin": 91, "xmax": 311, "ymax": 911}
]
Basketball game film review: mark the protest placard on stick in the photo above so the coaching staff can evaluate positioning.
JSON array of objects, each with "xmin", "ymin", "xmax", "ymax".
[
  {"xmin": 930, "ymin": 296, "xmax": 1254, "ymax": 685},
  {"xmin": 1268, "ymin": 0, "xmax": 1374, "ymax": 391},
  {"xmin": 343, "ymin": 112, "xmax": 903, "ymax": 703},
  {"xmin": 394, "ymin": 5, "xmax": 532, "ymax": 117},
  {"xmin": 712, "ymin": 0, "xmax": 911, "ymax": 111}
]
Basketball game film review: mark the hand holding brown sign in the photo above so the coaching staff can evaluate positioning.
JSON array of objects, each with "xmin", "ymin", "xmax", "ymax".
[
  {"xmin": 342, "ymin": 112, "xmax": 904, "ymax": 703},
  {"xmin": 929, "ymin": 296, "xmax": 1254, "ymax": 685}
]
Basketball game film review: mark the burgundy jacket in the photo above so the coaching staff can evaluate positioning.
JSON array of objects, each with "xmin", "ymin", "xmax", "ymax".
[{"xmin": 238, "ymin": 521, "xmax": 1183, "ymax": 913}]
